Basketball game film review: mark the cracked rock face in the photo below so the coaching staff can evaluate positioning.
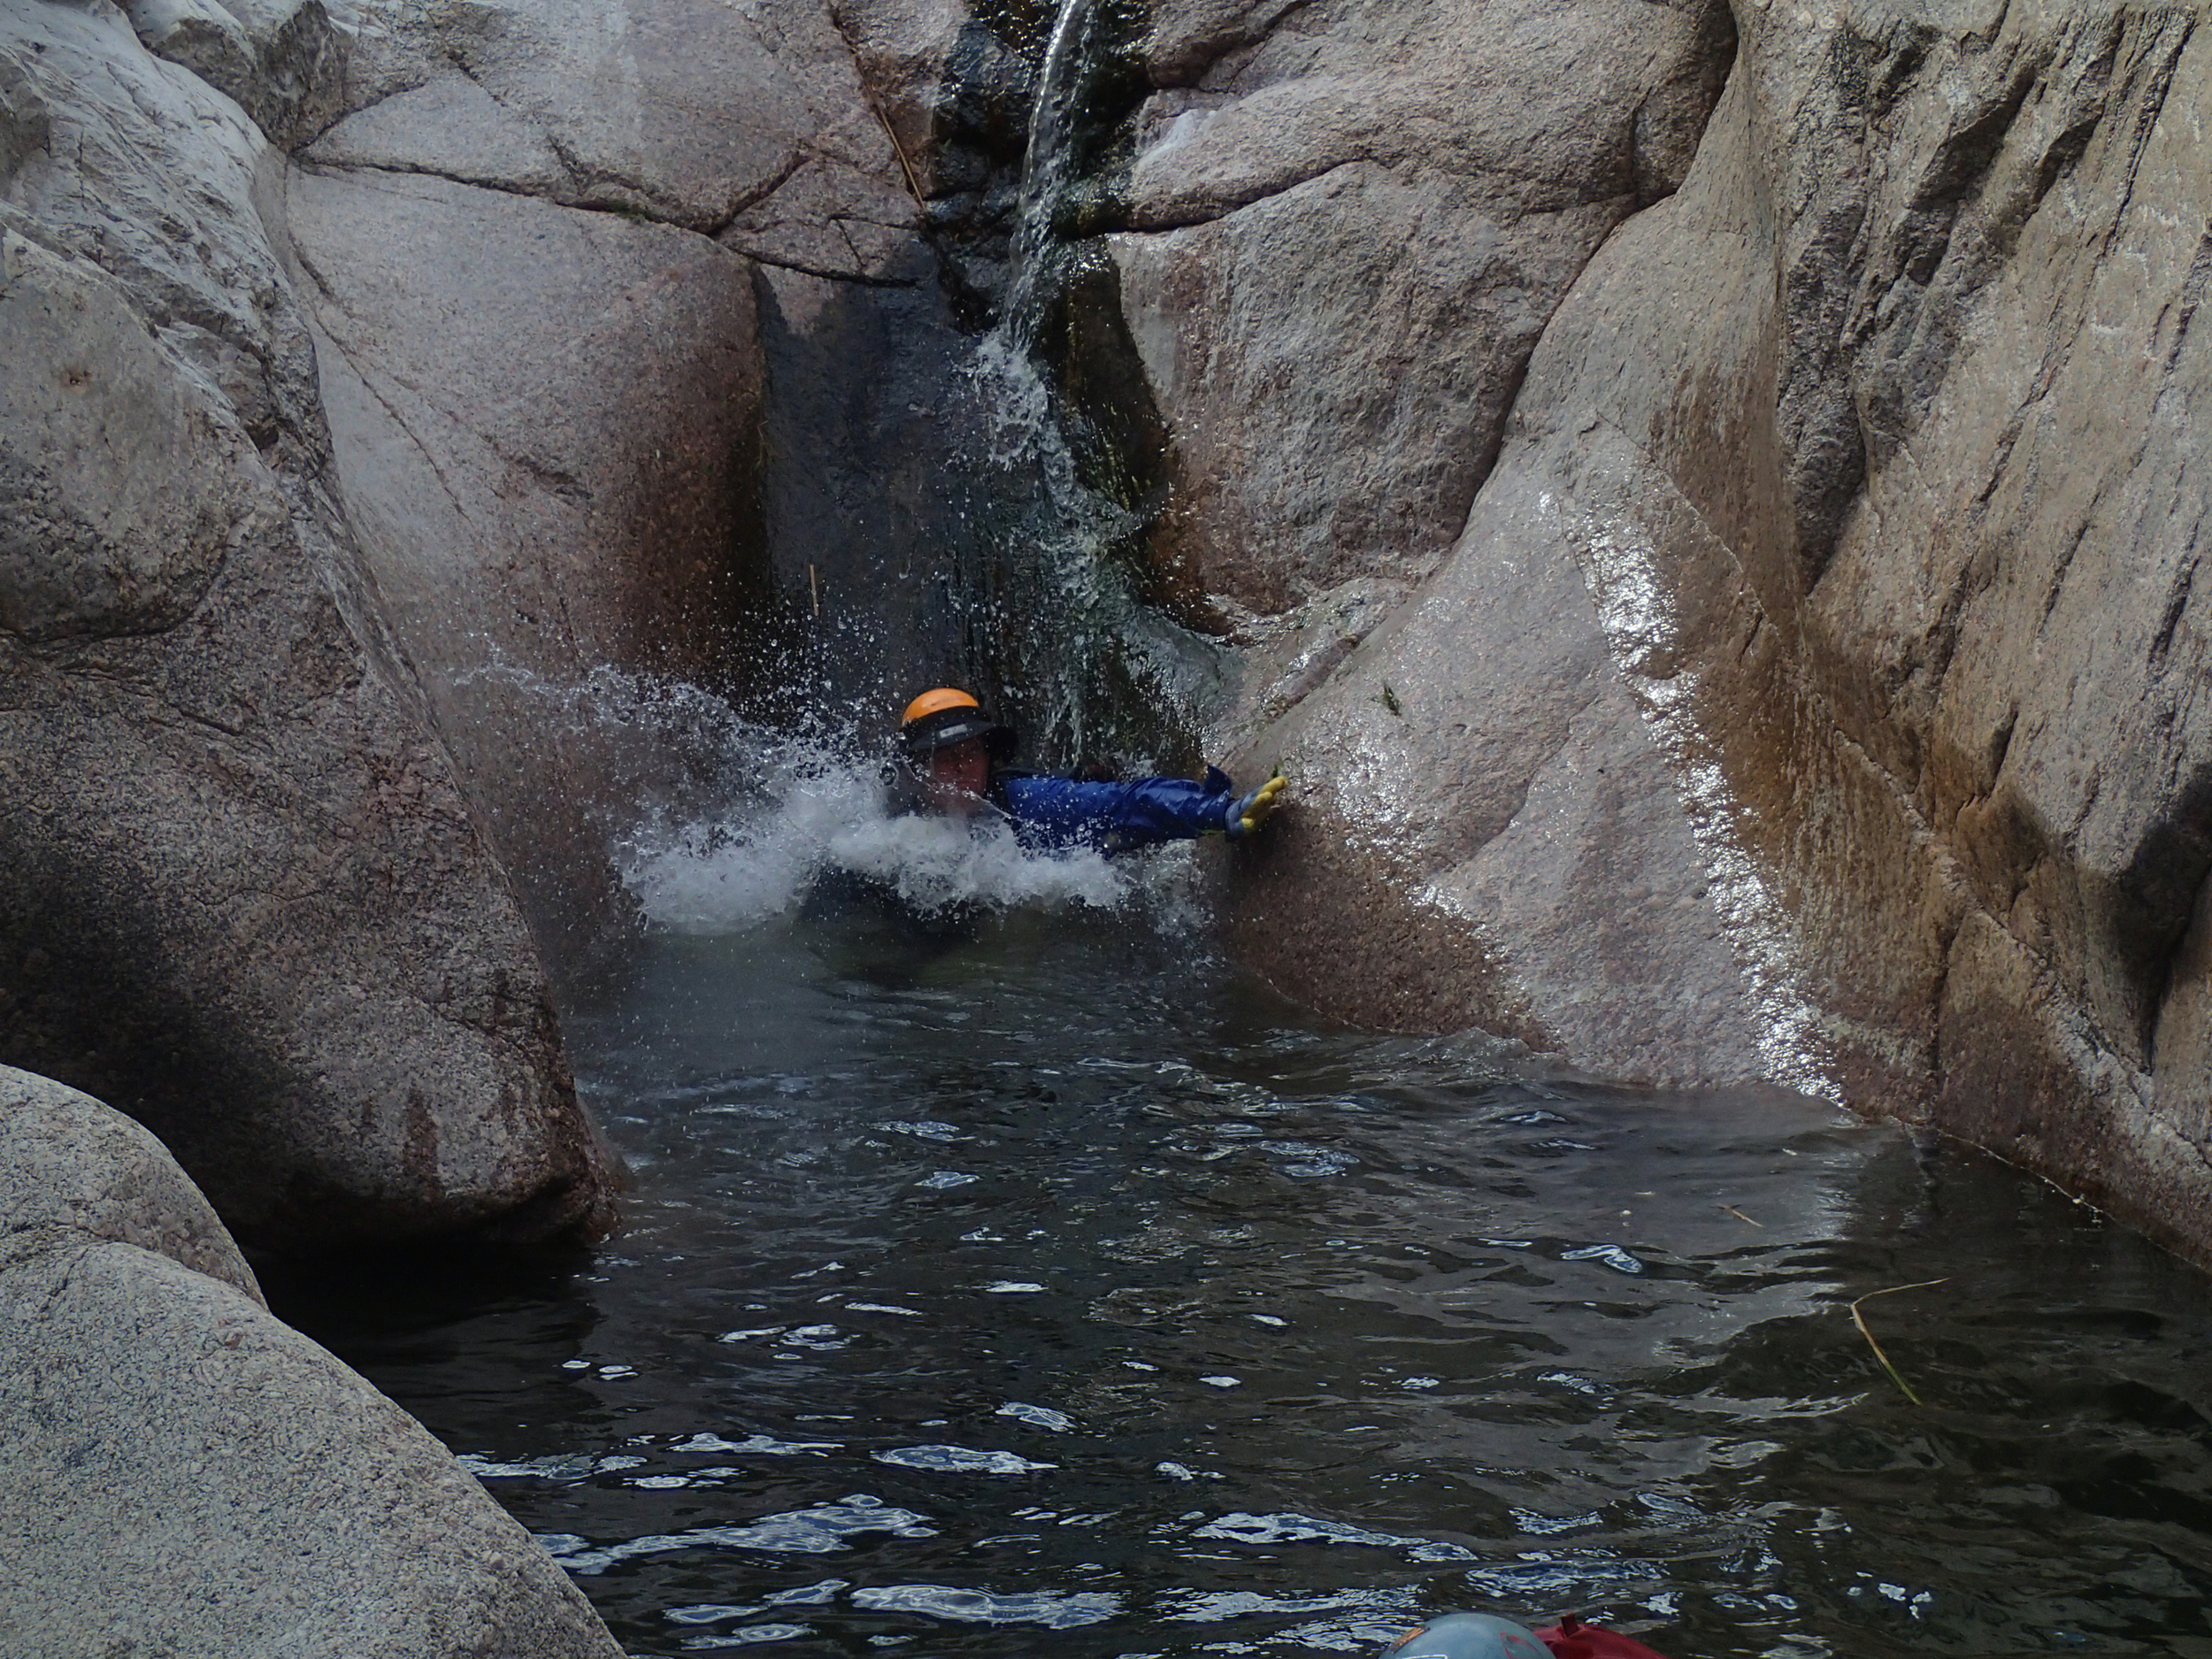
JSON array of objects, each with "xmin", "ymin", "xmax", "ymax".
[
  {"xmin": 0, "ymin": 1065, "xmax": 626, "ymax": 1659},
  {"xmin": 0, "ymin": 2, "xmax": 616, "ymax": 1249},
  {"xmin": 318, "ymin": 0, "xmax": 919, "ymax": 273},
  {"xmin": 1111, "ymin": 0, "xmax": 1735, "ymax": 614},
  {"xmin": 1171, "ymin": 0, "xmax": 2212, "ymax": 1263}
]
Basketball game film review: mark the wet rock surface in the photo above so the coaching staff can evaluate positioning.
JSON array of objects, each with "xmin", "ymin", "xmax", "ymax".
[
  {"xmin": 0, "ymin": 0, "xmax": 615, "ymax": 1248},
  {"xmin": 1149, "ymin": 1, "xmax": 2212, "ymax": 1262},
  {"xmin": 0, "ymin": 1064, "xmax": 625, "ymax": 1659},
  {"xmin": 285, "ymin": 160, "xmax": 765, "ymax": 947}
]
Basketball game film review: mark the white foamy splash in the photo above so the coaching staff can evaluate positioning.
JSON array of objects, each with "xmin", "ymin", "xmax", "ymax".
[
  {"xmin": 442, "ymin": 659, "xmax": 1181, "ymax": 933},
  {"xmin": 618, "ymin": 731, "xmax": 1132, "ymax": 933}
]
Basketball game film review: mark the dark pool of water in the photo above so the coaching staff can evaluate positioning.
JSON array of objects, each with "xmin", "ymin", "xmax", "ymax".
[{"xmin": 281, "ymin": 900, "xmax": 2212, "ymax": 1657}]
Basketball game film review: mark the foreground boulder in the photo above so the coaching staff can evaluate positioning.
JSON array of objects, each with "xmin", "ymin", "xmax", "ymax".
[
  {"xmin": 0, "ymin": 1064, "xmax": 626, "ymax": 1659},
  {"xmin": 1133, "ymin": 2, "xmax": 2212, "ymax": 1263},
  {"xmin": 0, "ymin": 0, "xmax": 616, "ymax": 1247}
]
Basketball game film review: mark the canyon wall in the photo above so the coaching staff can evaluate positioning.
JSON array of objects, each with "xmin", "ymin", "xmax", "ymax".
[
  {"xmin": 7, "ymin": 0, "xmax": 2209, "ymax": 1273},
  {"xmin": 0, "ymin": 0, "xmax": 985, "ymax": 1248},
  {"xmin": 0, "ymin": 0, "xmax": 619, "ymax": 1248},
  {"xmin": 1105, "ymin": 0, "xmax": 2212, "ymax": 1264}
]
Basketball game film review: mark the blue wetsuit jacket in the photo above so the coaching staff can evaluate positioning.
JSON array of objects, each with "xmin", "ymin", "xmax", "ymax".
[{"xmin": 995, "ymin": 765, "xmax": 1239, "ymax": 853}]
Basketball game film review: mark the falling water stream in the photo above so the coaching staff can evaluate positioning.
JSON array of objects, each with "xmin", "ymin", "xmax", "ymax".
[{"xmin": 282, "ymin": 6, "xmax": 2212, "ymax": 1652}]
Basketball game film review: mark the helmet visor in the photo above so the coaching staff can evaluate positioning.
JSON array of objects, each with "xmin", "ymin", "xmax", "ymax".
[{"xmin": 901, "ymin": 705, "xmax": 1015, "ymax": 760}]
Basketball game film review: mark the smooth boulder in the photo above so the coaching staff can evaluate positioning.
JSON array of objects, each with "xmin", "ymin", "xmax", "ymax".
[
  {"xmin": 0, "ymin": 1064, "xmax": 626, "ymax": 1659},
  {"xmin": 1108, "ymin": 0, "xmax": 1735, "ymax": 615},
  {"xmin": 284, "ymin": 160, "xmax": 766, "ymax": 949},
  {"xmin": 0, "ymin": 0, "xmax": 617, "ymax": 1248}
]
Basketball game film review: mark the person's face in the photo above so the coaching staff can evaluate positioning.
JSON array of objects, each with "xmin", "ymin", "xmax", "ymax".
[{"xmin": 923, "ymin": 737, "xmax": 991, "ymax": 816}]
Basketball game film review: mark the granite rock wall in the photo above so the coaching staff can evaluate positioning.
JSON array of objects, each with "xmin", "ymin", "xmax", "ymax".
[
  {"xmin": 1103, "ymin": 0, "xmax": 2212, "ymax": 1264},
  {"xmin": 0, "ymin": 0, "xmax": 616, "ymax": 1248}
]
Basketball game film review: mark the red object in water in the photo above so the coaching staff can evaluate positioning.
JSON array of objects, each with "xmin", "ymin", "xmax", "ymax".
[{"xmin": 1533, "ymin": 1615, "xmax": 1675, "ymax": 1659}]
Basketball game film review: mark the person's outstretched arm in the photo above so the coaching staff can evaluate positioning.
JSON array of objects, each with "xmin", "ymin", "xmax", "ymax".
[{"xmin": 999, "ymin": 768, "xmax": 1285, "ymax": 850}]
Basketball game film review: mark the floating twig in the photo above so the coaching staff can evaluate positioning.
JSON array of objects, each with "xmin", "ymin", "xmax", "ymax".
[
  {"xmin": 1849, "ymin": 1278, "xmax": 1948, "ymax": 1405},
  {"xmin": 1717, "ymin": 1203, "xmax": 1763, "ymax": 1227},
  {"xmin": 809, "ymin": 563, "xmax": 820, "ymax": 618}
]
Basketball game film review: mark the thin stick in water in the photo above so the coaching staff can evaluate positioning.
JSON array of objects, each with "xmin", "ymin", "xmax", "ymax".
[
  {"xmin": 809, "ymin": 563, "xmax": 819, "ymax": 618},
  {"xmin": 1849, "ymin": 1277, "xmax": 1949, "ymax": 1405}
]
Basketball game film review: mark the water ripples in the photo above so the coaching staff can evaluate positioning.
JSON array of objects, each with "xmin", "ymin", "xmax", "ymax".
[
  {"xmin": 541, "ymin": 1494, "xmax": 940, "ymax": 1573},
  {"xmin": 283, "ymin": 913, "xmax": 2212, "ymax": 1656}
]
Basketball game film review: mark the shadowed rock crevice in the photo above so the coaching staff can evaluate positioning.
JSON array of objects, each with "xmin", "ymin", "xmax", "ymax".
[{"xmin": 121, "ymin": 0, "xmax": 349, "ymax": 149}]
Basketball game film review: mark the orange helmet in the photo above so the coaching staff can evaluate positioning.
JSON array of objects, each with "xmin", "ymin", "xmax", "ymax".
[
  {"xmin": 899, "ymin": 687, "xmax": 1015, "ymax": 760},
  {"xmin": 902, "ymin": 687, "xmax": 979, "ymax": 726}
]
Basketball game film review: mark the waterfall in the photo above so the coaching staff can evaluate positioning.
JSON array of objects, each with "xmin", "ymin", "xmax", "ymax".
[
  {"xmin": 741, "ymin": 0, "xmax": 1216, "ymax": 785},
  {"xmin": 998, "ymin": 0, "xmax": 1102, "ymax": 354},
  {"xmin": 578, "ymin": 6, "xmax": 1225, "ymax": 930},
  {"xmin": 944, "ymin": 0, "xmax": 1224, "ymax": 772}
]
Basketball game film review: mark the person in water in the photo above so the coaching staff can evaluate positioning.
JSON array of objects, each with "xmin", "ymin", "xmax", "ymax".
[{"xmin": 898, "ymin": 687, "xmax": 1287, "ymax": 851}]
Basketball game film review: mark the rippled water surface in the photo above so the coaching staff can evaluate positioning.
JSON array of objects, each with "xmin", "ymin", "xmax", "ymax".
[{"xmin": 285, "ymin": 895, "xmax": 2212, "ymax": 1657}]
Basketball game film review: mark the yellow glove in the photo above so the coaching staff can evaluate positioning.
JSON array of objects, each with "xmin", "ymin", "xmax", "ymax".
[{"xmin": 1224, "ymin": 772, "xmax": 1286, "ymax": 839}]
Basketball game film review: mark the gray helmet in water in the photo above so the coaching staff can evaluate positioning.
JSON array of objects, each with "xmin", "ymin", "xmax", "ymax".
[
  {"xmin": 1377, "ymin": 1613, "xmax": 1552, "ymax": 1659},
  {"xmin": 899, "ymin": 687, "xmax": 1016, "ymax": 762}
]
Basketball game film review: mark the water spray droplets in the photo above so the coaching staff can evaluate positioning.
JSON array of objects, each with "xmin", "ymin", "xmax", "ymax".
[{"xmin": 580, "ymin": 678, "xmax": 1136, "ymax": 932}]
